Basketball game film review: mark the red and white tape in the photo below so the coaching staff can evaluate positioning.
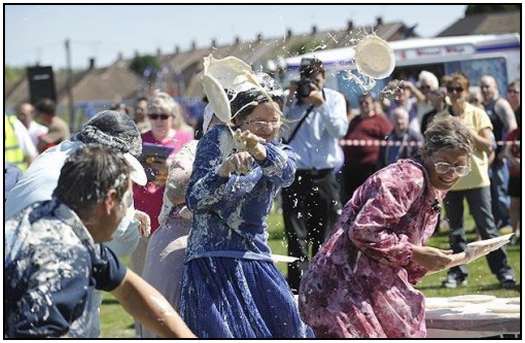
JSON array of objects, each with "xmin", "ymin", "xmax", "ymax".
[{"xmin": 338, "ymin": 140, "xmax": 521, "ymax": 147}]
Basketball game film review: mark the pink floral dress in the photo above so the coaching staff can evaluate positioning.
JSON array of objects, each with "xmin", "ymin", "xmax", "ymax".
[{"xmin": 298, "ymin": 159, "xmax": 445, "ymax": 338}]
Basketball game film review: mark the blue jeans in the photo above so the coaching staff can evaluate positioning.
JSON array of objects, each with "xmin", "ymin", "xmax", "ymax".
[
  {"xmin": 444, "ymin": 186, "xmax": 514, "ymax": 281},
  {"xmin": 488, "ymin": 160, "xmax": 511, "ymax": 228}
]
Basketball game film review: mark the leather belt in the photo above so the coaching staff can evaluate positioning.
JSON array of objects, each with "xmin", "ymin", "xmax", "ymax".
[{"xmin": 296, "ymin": 168, "xmax": 333, "ymax": 177}]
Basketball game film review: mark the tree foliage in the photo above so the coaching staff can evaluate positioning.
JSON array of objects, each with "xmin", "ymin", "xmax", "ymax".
[
  {"xmin": 5, "ymin": 65, "xmax": 25, "ymax": 83},
  {"xmin": 129, "ymin": 54, "xmax": 160, "ymax": 80},
  {"xmin": 287, "ymin": 39, "xmax": 325, "ymax": 56}
]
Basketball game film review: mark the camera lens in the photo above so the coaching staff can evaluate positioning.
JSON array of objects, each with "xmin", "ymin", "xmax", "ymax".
[{"xmin": 297, "ymin": 80, "xmax": 312, "ymax": 98}]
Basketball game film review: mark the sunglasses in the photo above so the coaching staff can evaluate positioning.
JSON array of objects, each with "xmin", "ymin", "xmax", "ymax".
[
  {"xmin": 447, "ymin": 86, "xmax": 464, "ymax": 94},
  {"xmin": 148, "ymin": 114, "xmax": 170, "ymax": 120}
]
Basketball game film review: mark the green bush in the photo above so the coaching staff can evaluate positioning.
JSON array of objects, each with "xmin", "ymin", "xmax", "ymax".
[{"xmin": 129, "ymin": 54, "xmax": 160, "ymax": 81}]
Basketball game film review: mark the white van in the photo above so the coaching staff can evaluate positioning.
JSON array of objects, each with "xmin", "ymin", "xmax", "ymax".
[{"xmin": 284, "ymin": 33, "xmax": 520, "ymax": 109}]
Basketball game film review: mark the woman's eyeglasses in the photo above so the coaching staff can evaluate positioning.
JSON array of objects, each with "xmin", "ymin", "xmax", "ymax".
[
  {"xmin": 508, "ymin": 89, "xmax": 520, "ymax": 95},
  {"xmin": 148, "ymin": 114, "xmax": 170, "ymax": 120},
  {"xmin": 246, "ymin": 120, "xmax": 281, "ymax": 130},
  {"xmin": 433, "ymin": 160, "xmax": 471, "ymax": 177},
  {"xmin": 447, "ymin": 86, "xmax": 464, "ymax": 94}
]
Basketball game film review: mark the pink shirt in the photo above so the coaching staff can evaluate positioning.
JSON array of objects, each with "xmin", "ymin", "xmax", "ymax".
[
  {"xmin": 133, "ymin": 130, "xmax": 193, "ymax": 233},
  {"xmin": 298, "ymin": 159, "xmax": 446, "ymax": 338}
]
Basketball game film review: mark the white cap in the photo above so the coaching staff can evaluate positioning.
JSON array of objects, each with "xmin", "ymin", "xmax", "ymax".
[{"xmin": 123, "ymin": 153, "xmax": 147, "ymax": 186}]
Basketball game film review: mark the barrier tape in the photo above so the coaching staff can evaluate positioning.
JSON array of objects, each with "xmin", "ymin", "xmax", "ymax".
[{"xmin": 338, "ymin": 140, "xmax": 521, "ymax": 147}]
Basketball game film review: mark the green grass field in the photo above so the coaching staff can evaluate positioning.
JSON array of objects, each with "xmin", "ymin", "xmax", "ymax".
[{"xmin": 100, "ymin": 208, "xmax": 520, "ymax": 338}]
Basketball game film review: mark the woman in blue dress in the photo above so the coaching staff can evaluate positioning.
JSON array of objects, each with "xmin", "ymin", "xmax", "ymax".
[{"xmin": 179, "ymin": 86, "xmax": 314, "ymax": 338}]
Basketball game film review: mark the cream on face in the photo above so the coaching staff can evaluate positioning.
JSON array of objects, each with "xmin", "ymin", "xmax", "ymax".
[{"xmin": 240, "ymin": 102, "xmax": 281, "ymax": 142}]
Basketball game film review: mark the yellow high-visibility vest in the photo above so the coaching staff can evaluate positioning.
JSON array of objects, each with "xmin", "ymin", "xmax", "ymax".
[{"xmin": 5, "ymin": 115, "xmax": 27, "ymax": 171}]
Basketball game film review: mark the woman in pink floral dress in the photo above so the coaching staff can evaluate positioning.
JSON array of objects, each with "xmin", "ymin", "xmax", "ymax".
[{"xmin": 299, "ymin": 117, "xmax": 475, "ymax": 338}]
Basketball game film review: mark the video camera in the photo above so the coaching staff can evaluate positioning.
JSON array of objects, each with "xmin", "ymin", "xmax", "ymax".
[
  {"xmin": 295, "ymin": 79, "xmax": 316, "ymax": 98},
  {"xmin": 292, "ymin": 57, "xmax": 325, "ymax": 99}
]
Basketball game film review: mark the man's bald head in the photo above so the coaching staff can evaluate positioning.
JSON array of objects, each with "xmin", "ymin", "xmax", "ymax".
[
  {"xmin": 16, "ymin": 102, "xmax": 35, "ymax": 128},
  {"xmin": 392, "ymin": 107, "xmax": 409, "ymax": 135},
  {"xmin": 480, "ymin": 75, "xmax": 499, "ymax": 101}
]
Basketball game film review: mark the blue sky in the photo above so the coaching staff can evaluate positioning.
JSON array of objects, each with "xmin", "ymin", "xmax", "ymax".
[{"xmin": 5, "ymin": 4, "xmax": 467, "ymax": 69}]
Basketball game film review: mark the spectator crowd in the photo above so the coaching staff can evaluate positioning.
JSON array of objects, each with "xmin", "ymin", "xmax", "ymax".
[{"xmin": 4, "ymin": 55, "xmax": 521, "ymax": 339}]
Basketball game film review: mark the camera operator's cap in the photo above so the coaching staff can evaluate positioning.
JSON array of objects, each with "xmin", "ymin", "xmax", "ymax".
[
  {"xmin": 299, "ymin": 57, "xmax": 325, "ymax": 77},
  {"xmin": 123, "ymin": 152, "xmax": 147, "ymax": 186}
]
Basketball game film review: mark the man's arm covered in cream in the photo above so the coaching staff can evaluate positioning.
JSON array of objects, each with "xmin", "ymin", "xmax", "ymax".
[{"xmin": 111, "ymin": 269, "xmax": 196, "ymax": 338}]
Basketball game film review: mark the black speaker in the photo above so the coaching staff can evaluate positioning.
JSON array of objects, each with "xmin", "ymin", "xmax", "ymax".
[{"xmin": 26, "ymin": 66, "xmax": 57, "ymax": 104}]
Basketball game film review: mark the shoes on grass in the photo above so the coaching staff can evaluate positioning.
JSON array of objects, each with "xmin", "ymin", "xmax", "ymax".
[
  {"xmin": 441, "ymin": 276, "xmax": 468, "ymax": 289},
  {"xmin": 499, "ymin": 275, "xmax": 517, "ymax": 290}
]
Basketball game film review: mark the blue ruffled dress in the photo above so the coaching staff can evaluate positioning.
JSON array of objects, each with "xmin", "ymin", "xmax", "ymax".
[{"xmin": 180, "ymin": 125, "xmax": 314, "ymax": 338}]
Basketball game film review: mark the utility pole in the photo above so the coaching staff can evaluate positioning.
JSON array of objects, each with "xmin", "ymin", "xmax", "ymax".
[
  {"xmin": 64, "ymin": 38, "xmax": 75, "ymax": 132},
  {"xmin": 35, "ymin": 47, "xmax": 42, "ymax": 66}
]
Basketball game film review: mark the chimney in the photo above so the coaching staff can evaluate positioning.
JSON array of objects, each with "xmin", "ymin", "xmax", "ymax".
[
  {"xmin": 347, "ymin": 20, "xmax": 354, "ymax": 32},
  {"xmin": 234, "ymin": 36, "xmax": 241, "ymax": 45},
  {"xmin": 175, "ymin": 45, "xmax": 180, "ymax": 55},
  {"xmin": 375, "ymin": 16, "xmax": 383, "ymax": 27},
  {"xmin": 88, "ymin": 57, "xmax": 95, "ymax": 70},
  {"xmin": 156, "ymin": 47, "xmax": 162, "ymax": 58},
  {"xmin": 191, "ymin": 40, "xmax": 197, "ymax": 51},
  {"xmin": 211, "ymin": 38, "xmax": 217, "ymax": 48},
  {"xmin": 286, "ymin": 28, "xmax": 293, "ymax": 40},
  {"xmin": 256, "ymin": 33, "xmax": 263, "ymax": 43},
  {"xmin": 311, "ymin": 25, "xmax": 318, "ymax": 35},
  {"xmin": 117, "ymin": 52, "xmax": 123, "ymax": 61},
  {"xmin": 134, "ymin": 50, "xmax": 140, "ymax": 58}
]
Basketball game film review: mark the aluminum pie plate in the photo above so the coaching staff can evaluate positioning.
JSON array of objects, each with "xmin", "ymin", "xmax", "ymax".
[
  {"xmin": 448, "ymin": 295, "xmax": 497, "ymax": 303},
  {"xmin": 271, "ymin": 254, "xmax": 300, "ymax": 263},
  {"xmin": 485, "ymin": 304, "xmax": 520, "ymax": 314},
  {"xmin": 506, "ymin": 298, "xmax": 520, "ymax": 305},
  {"xmin": 466, "ymin": 233, "xmax": 513, "ymax": 248},
  {"xmin": 425, "ymin": 298, "xmax": 471, "ymax": 309}
]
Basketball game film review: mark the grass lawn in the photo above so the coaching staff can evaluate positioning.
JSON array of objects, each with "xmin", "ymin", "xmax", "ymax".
[{"xmin": 100, "ymin": 207, "xmax": 520, "ymax": 338}]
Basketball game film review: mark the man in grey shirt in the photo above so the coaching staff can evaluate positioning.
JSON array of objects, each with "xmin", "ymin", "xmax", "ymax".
[{"xmin": 480, "ymin": 75, "xmax": 517, "ymax": 230}]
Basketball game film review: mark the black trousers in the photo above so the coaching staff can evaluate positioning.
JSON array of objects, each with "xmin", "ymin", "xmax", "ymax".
[
  {"xmin": 341, "ymin": 163, "xmax": 378, "ymax": 204},
  {"xmin": 444, "ymin": 186, "xmax": 514, "ymax": 281},
  {"xmin": 281, "ymin": 169, "xmax": 342, "ymax": 292}
]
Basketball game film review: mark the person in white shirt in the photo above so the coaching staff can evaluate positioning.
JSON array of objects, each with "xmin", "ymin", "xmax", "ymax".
[
  {"xmin": 401, "ymin": 71, "xmax": 440, "ymax": 134},
  {"xmin": 16, "ymin": 102, "xmax": 48, "ymax": 146},
  {"xmin": 480, "ymin": 75, "xmax": 518, "ymax": 230},
  {"xmin": 5, "ymin": 110, "xmax": 150, "ymax": 338},
  {"xmin": 281, "ymin": 58, "xmax": 349, "ymax": 291}
]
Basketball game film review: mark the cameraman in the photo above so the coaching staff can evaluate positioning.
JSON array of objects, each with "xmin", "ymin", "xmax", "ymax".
[{"xmin": 281, "ymin": 58, "xmax": 348, "ymax": 292}]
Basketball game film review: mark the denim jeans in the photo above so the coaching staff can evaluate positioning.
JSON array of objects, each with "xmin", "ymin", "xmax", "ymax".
[
  {"xmin": 444, "ymin": 186, "xmax": 514, "ymax": 281},
  {"xmin": 488, "ymin": 160, "xmax": 511, "ymax": 228}
]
